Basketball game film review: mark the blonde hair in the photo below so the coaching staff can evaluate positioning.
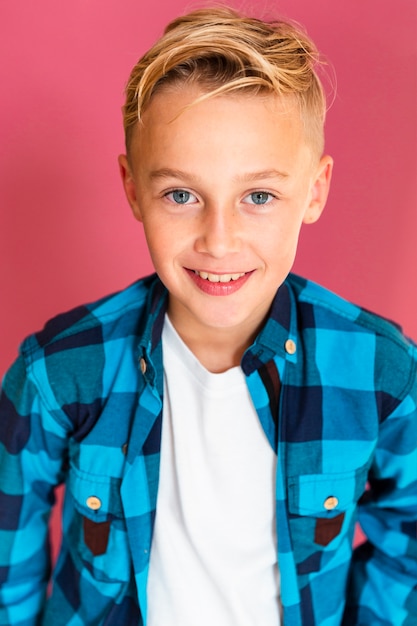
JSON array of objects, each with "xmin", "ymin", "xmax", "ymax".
[{"xmin": 123, "ymin": 6, "xmax": 329, "ymax": 155}]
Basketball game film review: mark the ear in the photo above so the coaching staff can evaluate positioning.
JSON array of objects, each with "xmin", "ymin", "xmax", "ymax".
[
  {"xmin": 118, "ymin": 154, "xmax": 143, "ymax": 222},
  {"xmin": 303, "ymin": 155, "xmax": 334, "ymax": 224}
]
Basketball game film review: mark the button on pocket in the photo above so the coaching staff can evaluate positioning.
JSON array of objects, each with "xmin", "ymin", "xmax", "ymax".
[
  {"xmin": 86, "ymin": 495, "xmax": 102, "ymax": 511},
  {"xmin": 323, "ymin": 496, "xmax": 339, "ymax": 511}
]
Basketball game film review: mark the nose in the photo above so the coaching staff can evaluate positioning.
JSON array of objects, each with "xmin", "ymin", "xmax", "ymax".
[{"xmin": 194, "ymin": 203, "xmax": 242, "ymax": 258}]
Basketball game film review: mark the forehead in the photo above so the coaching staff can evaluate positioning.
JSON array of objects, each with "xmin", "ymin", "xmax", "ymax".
[
  {"xmin": 128, "ymin": 87, "xmax": 316, "ymax": 187},
  {"xmin": 129, "ymin": 86, "xmax": 306, "ymax": 159}
]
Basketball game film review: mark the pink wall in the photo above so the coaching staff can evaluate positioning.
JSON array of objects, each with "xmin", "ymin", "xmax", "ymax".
[{"xmin": 1, "ymin": 0, "xmax": 416, "ymax": 382}]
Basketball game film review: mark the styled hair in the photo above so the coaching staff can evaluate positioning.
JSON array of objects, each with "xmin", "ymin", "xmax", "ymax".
[{"xmin": 122, "ymin": 6, "xmax": 329, "ymax": 155}]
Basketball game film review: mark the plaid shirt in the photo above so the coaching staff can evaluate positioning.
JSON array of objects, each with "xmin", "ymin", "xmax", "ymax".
[{"xmin": 0, "ymin": 273, "xmax": 416, "ymax": 625}]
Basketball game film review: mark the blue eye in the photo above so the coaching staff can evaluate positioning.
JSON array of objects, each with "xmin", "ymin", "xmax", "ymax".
[
  {"xmin": 167, "ymin": 190, "xmax": 197, "ymax": 204},
  {"xmin": 251, "ymin": 192, "xmax": 271, "ymax": 205},
  {"xmin": 244, "ymin": 191, "xmax": 274, "ymax": 205}
]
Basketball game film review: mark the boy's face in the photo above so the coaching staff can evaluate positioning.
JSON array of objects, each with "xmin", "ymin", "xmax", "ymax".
[{"xmin": 119, "ymin": 86, "xmax": 332, "ymax": 349}]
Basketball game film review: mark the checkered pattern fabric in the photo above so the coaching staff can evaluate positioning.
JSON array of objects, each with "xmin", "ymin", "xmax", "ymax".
[{"xmin": 0, "ymin": 273, "xmax": 416, "ymax": 625}]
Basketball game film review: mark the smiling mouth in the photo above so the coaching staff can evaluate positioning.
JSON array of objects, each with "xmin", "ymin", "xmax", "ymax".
[{"xmin": 193, "ymin": 270, "xmax": 247, "ymax": 283}]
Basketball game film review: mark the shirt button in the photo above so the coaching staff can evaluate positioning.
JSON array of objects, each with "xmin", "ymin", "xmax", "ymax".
[
  {"xmin": 324, "ymin": 496, "xmax": 339, "ymax": 511},
  {"xmin": 122, "ymin": 443, "xmax": 128, "ymax": 455},
  {"xmin": 285, "ymin": 339, "xmax": 297, "ymax": 355},
  {"xmin": 139, "ymin": 357, "xmax": 147, "ymax": 374},
  {"xmin": 86, "ymin": 496, "xmax": 102, "ymax": 511}
]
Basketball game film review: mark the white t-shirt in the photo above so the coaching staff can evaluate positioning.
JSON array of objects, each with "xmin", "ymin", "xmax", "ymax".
[{"xmin": 147, "ymin": 316, "xmax": 280, "ymax": 625}]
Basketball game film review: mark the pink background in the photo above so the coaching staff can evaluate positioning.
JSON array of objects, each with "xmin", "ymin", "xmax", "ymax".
[{"xmin": 0, "ymin": 0, "xmax": 416, "ymax": 566}]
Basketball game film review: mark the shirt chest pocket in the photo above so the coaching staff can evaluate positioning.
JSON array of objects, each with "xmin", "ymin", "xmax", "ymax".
[
  {"xmin": 67, "ymin": 468, "xmax": 131, "ymax": 583},
  {"xmin": 286, "ymin": 466, "xmax": 368, "ymax": 575}
]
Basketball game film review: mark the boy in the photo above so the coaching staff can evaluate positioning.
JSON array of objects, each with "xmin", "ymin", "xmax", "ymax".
[{"xmin": 0, "ymin": 6, "xmax": 416, "ymax": 625}]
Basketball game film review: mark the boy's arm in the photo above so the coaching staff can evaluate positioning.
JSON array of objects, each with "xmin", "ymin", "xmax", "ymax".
[
  {"xmin": 0, "ymin": 353, "xmax": 69, "ymax": 625},
  {"xmin": 344, "ymin": 357, "xmax": 417, "ymax": 625}
]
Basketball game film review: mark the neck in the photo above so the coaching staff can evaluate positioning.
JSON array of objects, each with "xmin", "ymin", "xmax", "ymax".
[{"xmin": 167, "ymin": 317, "xmax": 256, "ymax": 374}]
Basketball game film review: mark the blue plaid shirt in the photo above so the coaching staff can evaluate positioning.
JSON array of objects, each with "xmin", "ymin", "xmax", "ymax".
[{"xmin": 1, "ymin": 273, "xmax": 416, "ymax": 625}]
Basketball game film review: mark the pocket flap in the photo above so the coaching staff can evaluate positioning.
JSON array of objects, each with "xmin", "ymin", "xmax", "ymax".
[
  {"xmin": 68, "ymin": 466, "xmax": 124, "ymax": 522},
  {"xmin": 288, "ymin": 466, "xmax": 368, "ymax": 517}
]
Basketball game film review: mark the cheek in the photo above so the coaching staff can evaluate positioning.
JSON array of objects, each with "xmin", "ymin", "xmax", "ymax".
[
  {"xmin": 144, "ymin": 213, "xmax": 194, "ymax": 246},
  {"xmin": 261, "ymin": 216, "xmax": 303, "ymax": 253},
  {"xmin": 141, "ymin": 219, "xmax": 182, "ymax": 269},
  {"xmin": 140, "ymin": 219, "xmax": 161, "ymax": 256}
]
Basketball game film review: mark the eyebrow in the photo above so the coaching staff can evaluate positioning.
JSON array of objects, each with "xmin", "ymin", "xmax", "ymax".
[
  {"xmin": 149, "ymin": 167, "xmax": 289, "ymax": 183},
  {"xmin": 237, "ymin": 169, "xmax": 289, "ymax": 182}
]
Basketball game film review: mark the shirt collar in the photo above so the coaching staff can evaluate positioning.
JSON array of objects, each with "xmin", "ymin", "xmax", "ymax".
[
  {"xmin": 138, "ymin": 273, "xmax": 297, "ymax": 381},
  {"xmin": 241, "ymin": 279, "xmax": 298, "ymax": 375}
]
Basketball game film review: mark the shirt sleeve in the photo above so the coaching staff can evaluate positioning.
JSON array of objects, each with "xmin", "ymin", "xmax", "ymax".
[
  {"xmin": 343, "ymin": 351, "xmax": 417, "ymax": 625},
  {"xmin": 0, "ymin": 353, "xmax": 69, "ymax": 625}
]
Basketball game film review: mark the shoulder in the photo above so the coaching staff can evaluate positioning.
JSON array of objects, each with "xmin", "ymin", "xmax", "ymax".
[
  {"xmin": 288, "ymin": 273, "xmax": 414, "ymax": 346},
  {"xmin": 20, "ymin": 274, "xmax": 160, "ymax": 362},
  {"xmin": 11, "ymin": 274, "xmax": 164, "ymax": 426},
  {"xmin": 287, "ymin": 273, "xmax": 417, "ymax": 400}
]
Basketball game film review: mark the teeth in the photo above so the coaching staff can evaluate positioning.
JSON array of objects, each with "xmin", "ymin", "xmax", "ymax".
[{"xmin": 195, "ymin": 271, "xmax": 246, "ymax": 283}]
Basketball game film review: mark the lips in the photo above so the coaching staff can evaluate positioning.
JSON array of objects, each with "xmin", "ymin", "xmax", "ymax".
[{"xmin": 186, "ymin": 268, "xmax": 253, "ymax": 295}]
